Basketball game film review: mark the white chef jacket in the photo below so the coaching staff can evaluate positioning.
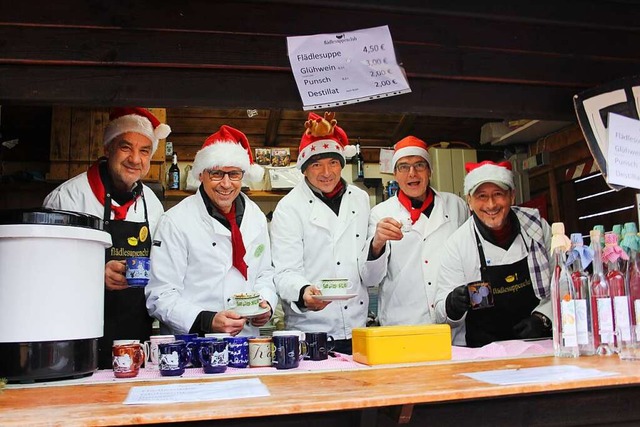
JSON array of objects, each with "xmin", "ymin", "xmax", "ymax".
[
  {"xmin": 43, "ymin": 171, "xmax": 164, "ymax": 231},
  {"xmin": 359, "ymin": 190, "xmax": 468, "ymax": 326},
  {"xmin": 145, "ymin": 192, "xmax": 278, "ymax": 336},
  {"xmin": 270, "ymin": 180, "xmax": 370, "ymax": 339},
  {"xmin": 433, "ymin": 208, "xmax": 552, "ymax": 346}
]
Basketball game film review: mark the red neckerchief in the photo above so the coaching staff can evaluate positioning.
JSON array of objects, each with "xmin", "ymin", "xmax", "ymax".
[
  {"xmin": 397, "ymin": 188, "xmax": 434, "ymax": 224},
  {"xmin": 87, "ymin": 161, "xmax": 138, "ymax": 220},
  {"xmin": 221, "ymin": 203, "xmax": 248, "ymax": 280},
  {"xmin": 322, "ymin": 179, "xmax": 345, "ymax": 199}
]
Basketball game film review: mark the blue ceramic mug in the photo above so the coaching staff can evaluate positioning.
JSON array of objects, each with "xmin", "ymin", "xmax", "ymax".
[
  {"xmin": 199, "ymin": 340, "xmax": 229, "ymax": 374},
  {"xmin": 174, "ymin": 333, "xmax": 199, "ymax": 367},
  {"xmin": 223, "ymin": 336, "xmax": 250, "ymax": 368},
  {"xmin": 158, "ymin": 340, "xmax": 191, "ymax": 376},
  {"xmin": 305, "ymin": 332, "xmax": 335, "ymax": 361},
  {"xmin": 272, "ymin": 335, "xmax": 307, "ymax": 370},
  {"xmin": 189, "ymin": 337, "xmax": 217, "ymax": 368},
  {"xmin": 125, "ymin": 256, "xmax": 150, "ymax": 287}
]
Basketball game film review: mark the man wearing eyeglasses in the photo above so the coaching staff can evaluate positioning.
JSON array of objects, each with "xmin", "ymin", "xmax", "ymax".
[
  {"xmin": 433, "ymin": 161, "xmax": 552, "ymax": 347},
  {"xmin": 145, "ymin": 125, "xmax": 278, "ymax": 337},
  {"xmin": 270, "ymin": 112, "xmax": 370, "ymax": 355},
  {"xmin": 359, "ymin": 136, "xmax": 468, "ymax": 328}
]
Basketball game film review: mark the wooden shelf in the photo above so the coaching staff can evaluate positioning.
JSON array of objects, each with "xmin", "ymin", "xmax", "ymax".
[{"xmin": 164, "ymin": 189, "xmax": 289, "ymax": 202}]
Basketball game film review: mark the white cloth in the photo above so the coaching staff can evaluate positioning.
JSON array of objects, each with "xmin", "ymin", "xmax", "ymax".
[
  {"xmin": 145, "ymin": 192, "xmax": 278, "ymax": 336},
  {"xmin": 43, "ymin": 171, "xmax": 164, "ymax": 232},
  {"xmin": 270, "ymin": 181, "xmax": 370, "ymax": 339},
  {"xmin": 359, "ymin": 191, "xmax": 469, "ymax": 326},
  {"xmin": 434, "ymin": 207, "xmax": 552, "ymax": 346}
]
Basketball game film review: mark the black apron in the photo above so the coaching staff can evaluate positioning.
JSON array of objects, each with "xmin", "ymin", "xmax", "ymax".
[
  {"xmin": 465, "ymin": 231, "xmax": 538, "ymax": 348},
  {"xmin": 97, "ymin": 192, "xmax": 153, "ymax": 369}
]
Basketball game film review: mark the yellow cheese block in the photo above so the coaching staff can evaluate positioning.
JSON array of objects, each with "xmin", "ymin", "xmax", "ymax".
[{"xmin": 352, "ymin": 324, "xmax": 451, "ymax": 365}]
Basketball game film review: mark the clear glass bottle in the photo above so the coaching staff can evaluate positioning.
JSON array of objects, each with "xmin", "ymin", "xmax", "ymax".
[
  {"xmin": 568, "ymin": 233, "xmax": 595, "ymax": 355},
  {"xmin": 550, "ymin": 223, "xmax": 579, "ymax": 357},
  {"xmin": 355, "ymin": 142, "xmax": 365, "ymax": 180},
  {"xmin": 604, "ymin": 232, "xmax": 632, "ymax": 355},
  {"xmin": 621, "ymin": 223, "xmax": 640, "ymax": 360},
  {"xmin": 589, "ymin": 229, "xmax": 615, "ymax": 355}
]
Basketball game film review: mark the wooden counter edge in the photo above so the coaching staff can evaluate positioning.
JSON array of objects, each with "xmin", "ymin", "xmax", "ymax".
[{"xmin": 2, "ymin": 356, "xmax": 640, "ymax": 426}]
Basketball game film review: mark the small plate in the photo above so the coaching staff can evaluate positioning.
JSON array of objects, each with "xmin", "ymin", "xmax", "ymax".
[
  {"xmin": 312, "ymin": 293, "xmax": 358, "ymax": 301},
  {"xmin": 236, "ymin": 306, "xmax": 271, "ymax": 318}
]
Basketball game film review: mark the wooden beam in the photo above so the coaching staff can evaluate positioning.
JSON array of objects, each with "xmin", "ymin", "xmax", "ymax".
[
  {"xmin": 0, "ymin": 65, "xmax": 579, "ymax": 120},
  {"xmin": 391, "ymin": 114, "xmax": 417, "ymax": 143},
  {"xmin": 265, "ymin": 109, "xmax": 282, "ymax": 146}
]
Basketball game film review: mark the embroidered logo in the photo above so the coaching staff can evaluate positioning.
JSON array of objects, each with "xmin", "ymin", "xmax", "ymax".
[{"xmin": 254, "ymin": 244, "xmax": 265, "ymax": 258}]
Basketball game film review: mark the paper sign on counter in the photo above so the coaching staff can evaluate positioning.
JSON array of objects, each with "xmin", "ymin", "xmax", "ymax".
[
  {"xmin": 123, "ymin": 378, "xmax": 270, "ymax": 405},
  {"xmin": 461, "ymin": 365, "xmax": 617, "ymax": 386}
]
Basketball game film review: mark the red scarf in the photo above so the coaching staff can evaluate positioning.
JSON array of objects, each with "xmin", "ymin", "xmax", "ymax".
[
  {"xmin": 87, "ymin": 161, "xmax": 138, "ymax": 220},
  {"xmin": 322, "ymin": 179, "xmax": 345, "ymax": 199},
  {"xmin": 222, "ymin": 203, "xmax": 248, "ymax": 280},
  {"xmin": 397, "ymin": 188, "xmax": 434, "ymax": 224}
]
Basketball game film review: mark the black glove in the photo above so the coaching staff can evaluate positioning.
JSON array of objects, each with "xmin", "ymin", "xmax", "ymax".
[
  {"xmin": 513, "ymin": 313, "xmax": 552, "ymax": 339},
  {"xmin": 445, "ymin": 285, "xmax": 470, "ymax": 320}
]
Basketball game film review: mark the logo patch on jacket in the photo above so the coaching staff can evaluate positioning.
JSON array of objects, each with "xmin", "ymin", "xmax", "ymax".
[
  {"xmin": 254, "ymin": 244, "xmax": 265, "ymax": 258},
  {"xmin": 153, "ymin": 240, "xmax": 162, "ymax": 247}
]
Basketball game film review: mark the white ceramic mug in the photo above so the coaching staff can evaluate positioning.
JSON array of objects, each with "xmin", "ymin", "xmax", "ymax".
[
  {"xmin": 230, "ymin": 292, "xmax": 261, "ymax": 315},
  {"xmin": 143, "ymin": 335, "xmax": 175, "ymax": 369},
  {"xmin": 249, "ymin": 337, "xmax": 272, "ymax": 367},
  {"xmin": 318, "ymin": 278, "xmax": 353, "ymax": 296}
]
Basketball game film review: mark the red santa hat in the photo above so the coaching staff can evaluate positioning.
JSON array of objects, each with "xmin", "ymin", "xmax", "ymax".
[
  {"xmin": 103, "ymin": 107, "xmax": 171, "ymax": 154},
  {"xmin": 296, "ymin": 112, "xmax": 356, "ymax": 171},
  {"xmin": 191, "ymin": 125, "xmax": 264, "ymax": 183},
  {"xmin": 391, "ymin": 136, "xmax": 432, "ymax": 170},
  {"xmin": 464, "ymin": 160, "xmax": 515, "ymax": 195}
]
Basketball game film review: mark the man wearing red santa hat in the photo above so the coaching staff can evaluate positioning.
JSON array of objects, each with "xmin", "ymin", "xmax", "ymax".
[
  {"xmin": 434, "ymin": 160, "xmax": 552, "ymax": 347},
  {"xmin": 44, "ymin": 107, "xmax": 170, "ymax": 368},
  {"xmin": 145, "ymin": 125, "xmax": 277, "ymax": 338},
  {"xmin": 270, "ymin": 112, "xmax": 370, "ymax": 354},
  {"xmin": 359, "ymin": 136, "xmax": 469, "ymax": 327}
]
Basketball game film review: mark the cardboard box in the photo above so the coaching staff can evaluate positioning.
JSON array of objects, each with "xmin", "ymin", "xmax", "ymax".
[{"xmin": 352, "ymin": 324, "xmax": 451, "ymax": 365}]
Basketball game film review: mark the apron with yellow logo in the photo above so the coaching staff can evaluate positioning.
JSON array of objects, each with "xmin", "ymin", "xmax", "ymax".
[
  {"xmin": 98, "ymin": 193, "xmax": 153, "ymax": 369},
  {"xmin": 465, "ymin": 231, "xmax": 538, "ymax": 348}
]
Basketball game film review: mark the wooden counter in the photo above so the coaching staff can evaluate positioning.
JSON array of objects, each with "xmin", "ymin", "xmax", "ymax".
[{"xmin": 2, "ymin": 355, "xmax": 640, "ymax": 426}]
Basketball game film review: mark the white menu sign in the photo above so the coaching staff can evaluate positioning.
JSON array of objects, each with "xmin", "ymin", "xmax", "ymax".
[
  {"xmin": 287, "ymin": 25, "xmax": 411, "ymax": 111},
  {"xmin": 607, "ymin": 113, "xmax": 640, "ymax": 189}
]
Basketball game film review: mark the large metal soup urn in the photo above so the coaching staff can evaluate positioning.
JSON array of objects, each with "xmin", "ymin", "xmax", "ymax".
[{"xmin": 0, "ymin": 209, "xmax": 111, "ymax": 383}]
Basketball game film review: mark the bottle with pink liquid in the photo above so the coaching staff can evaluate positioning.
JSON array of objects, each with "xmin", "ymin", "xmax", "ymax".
[
  {"xmin": 567, "ymin": 233, "xmax": 595, "ymax": 355},
  {"xmin": 604, "ymin": 231, "xmax": 631, "ymax": 354},
  {"xmin": 589, "ymin": 229, "xmax": 615, "ymax": 355}
]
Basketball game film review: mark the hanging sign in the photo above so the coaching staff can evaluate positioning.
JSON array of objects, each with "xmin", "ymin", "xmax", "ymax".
[
  {"xmin": 287, "ymin": 25, "xmax": 411, "ymax": 111},
  {"xmin": 607, "ymin": 113, "xmax": 640, "ymax": 189}
]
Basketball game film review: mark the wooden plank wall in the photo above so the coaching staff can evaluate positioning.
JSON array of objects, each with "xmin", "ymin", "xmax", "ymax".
[
  {"xmin": 1, "ymin": 1, "xmax": 639, "ymax": 120},
  {"xmin": 528, "ymin": 125, "xmax": 638, "ymax": 233}
]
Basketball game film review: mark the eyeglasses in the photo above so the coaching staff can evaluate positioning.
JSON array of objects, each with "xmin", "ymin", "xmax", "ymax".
[
  {"xmin": 395, "ymin": 161, "xmax": 429, "ymax": 174},
  {"xmin": 206, "ymin": 169, "xmax": 244, "ymax": 181}
]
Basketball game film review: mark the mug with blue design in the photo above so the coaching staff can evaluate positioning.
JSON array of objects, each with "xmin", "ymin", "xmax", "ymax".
[
  {"xmin": 199, "ymin": 340, "xmax": 229, "ymax": 374},
  {"xmin": 272, "ymin": 335, "xmax": 307, "ymax": 370},
  {"xmin": 223, "ymin": 336, "xmax": 250, "ymax": 368},
  {"xmin": 174, "ymin": 333, "xmax": 198, "ymax": 367},
  {"xmin": 125, "ymin": 257, "xmax": 151, "ymax": 287},
  {"xmin": 158, "ymin": 340, "xmax": 191, "ymax": 376}
]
